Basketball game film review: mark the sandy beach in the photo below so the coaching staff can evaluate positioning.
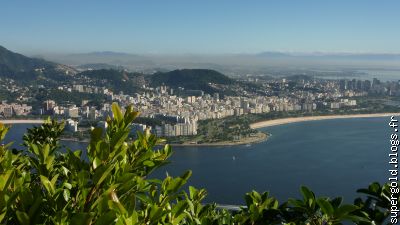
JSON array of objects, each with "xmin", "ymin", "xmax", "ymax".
[
  {"xmin": 250, "ymin": 113, "xmax": 400, "ymax": 129},
  {"xmin": 0, "ymin": 119, "xmax": 44, "ymax": 124}
]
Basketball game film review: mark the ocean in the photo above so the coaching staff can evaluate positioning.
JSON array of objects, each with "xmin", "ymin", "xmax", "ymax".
[{"xmin": 1, "ymin": 117, "xmax": 390, "ymax": 205}]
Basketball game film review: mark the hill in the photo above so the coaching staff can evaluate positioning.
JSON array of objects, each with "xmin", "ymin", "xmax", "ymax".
[
  {"xmin": 76, "ymin": 69, "xmax": 145, "ymax": 94},
  {"xmin": 0, "ymin": 45, "xmax": 55, "ymax": 72},
  {"xmin": 0, "ymin": 45, "xmax": 76, "ymax": 82},
  {"xmin": 149, "ymin": 69, "xmax": 234, "ymax": 94}
]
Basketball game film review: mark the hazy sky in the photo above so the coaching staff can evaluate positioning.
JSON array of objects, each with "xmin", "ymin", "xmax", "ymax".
[{"xmin": 1, "ymin": 1, "xmax": 399, "ymax": 55}]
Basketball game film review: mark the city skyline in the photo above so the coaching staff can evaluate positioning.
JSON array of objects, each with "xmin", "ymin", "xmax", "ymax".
[{"xmin": 1, "ymin": 1, "xmax": 400, "ymax": 55}]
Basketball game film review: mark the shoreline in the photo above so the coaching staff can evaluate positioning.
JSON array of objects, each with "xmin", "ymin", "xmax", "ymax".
[
  {"xmin": 2, "ymin": 112, "xmax": 399, "ymax": 147},
  {"xmin": 0, "ymin": 119, "xmax": 44, "ymax": 124},
  {"xmin": 250, "ymin": 112, "xmax": 400, "ymax": 129}
]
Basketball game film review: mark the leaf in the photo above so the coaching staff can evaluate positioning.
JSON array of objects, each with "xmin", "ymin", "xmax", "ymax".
[
  {"xmin": 125, "ymin": 211, "xmax": 139, "ymax": 224},
  {"xmin": 335, "ymin": 204, "xmax": 359, "ymax": 218},
  {"xmin": 300, "ymin": 186, "xmax": 315, "ymax": 208},
  {"xmin": 63, "ymin": 189, "xmax": 71, "ymax": 201},
  {"xmin": 171, "ymin": 201, "xmax": 188, "ymax": 217},
  {"xmin": 94, "ymin": 164, "xmax": 115, "ymax": 187},
  {"xmin": 143, "ymin": 160, "xmax": 155, "ymax": 167},
  {"xmin": 112, "ymin": 102, "xmax": 123, "ymax": 122},
  {"xmin": 40, "ymin": 175, "xmax": 55, "ymax": 195},
  {"xmin": 0, "ymin": 170, "xmax": 14, "ymax": 191},
  {"xmin": 330, "ymin": 197, "xmax": 343, "ymax": 209},
  {"xmin": 189, "ymin": 186, "xmax": 197, "ymax": 200},
  {"xmin": 28, "ymin": 196, "xmax": 43, "ymax": 219},
  {"xmin": 288, "ymin": 198, "xmax": 305, "ymax": 208},
  {"xmin": 166, "ymin": 171, "xmax": 192, "ymax": 193},
  {"xmin": 16, "ymin": 211, "xmax": 30, "ymax": 225},
  {"xmin": 71, "ymin": 213, "xmax": 93, "ymax": 225},
  {"xmin": 317, "ymin": 198, "xmax": 334, "ymax": 216},
  {"xmin": 64, "ymin": 182, "xmax": 72, "ymax": 190},
  {"xmin": 95, "ymin": 211, "xmax": 117, "ymax": 225}
]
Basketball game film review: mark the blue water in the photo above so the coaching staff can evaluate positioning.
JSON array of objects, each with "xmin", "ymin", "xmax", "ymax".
[{"xmin": 1, "ymin": 117, "xmax": 390, "ymax": 205}]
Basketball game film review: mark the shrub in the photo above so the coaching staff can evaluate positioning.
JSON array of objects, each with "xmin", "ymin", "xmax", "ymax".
[{"xmin": 0, "ymin": 103, "xmax": 396, "ymax": 224}]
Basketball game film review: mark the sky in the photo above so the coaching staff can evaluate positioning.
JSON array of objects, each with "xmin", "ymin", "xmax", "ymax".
[{"xmin": 0, "ymin": 0, "xmax": 399, "ymax": 55}]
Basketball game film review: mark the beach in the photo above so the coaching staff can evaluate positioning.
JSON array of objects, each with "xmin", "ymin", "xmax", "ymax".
[
  {"xmin": 250, "ymin": 113, "xmax": 400, "ymax": 129},
  {"xmin": 0, "ymin": 119, "xmax": 44, "ymax": 124},
  {"xmin": 2, "ymin": 113, "xmax": 400, "ymax": 146}
]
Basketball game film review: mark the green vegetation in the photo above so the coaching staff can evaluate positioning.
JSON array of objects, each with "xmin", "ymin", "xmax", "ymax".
[
  {"xmin": 0, "ymin": 45, "xmax": 72, "ymax": 83},
  {"xmin": 0, "ymin": 45, "xmax": 54, "ymax": 73},
  {"xmin": 33, "ymin": 89, "xmax": 106, "ymax": 107},
  {"xmin": 77, "ymin": 69, "xmax": 144, "ymax": 95},
  {"xmin": 0, "ymin": 103, "xmax": 396, "ymax": 224},
  {"xmin": 0, "ymin": 89, "xmax": 19, "ymax": 102},
  {"xmin": 150, "ymin": 69, "xmax": 234, "ymax": 94}
]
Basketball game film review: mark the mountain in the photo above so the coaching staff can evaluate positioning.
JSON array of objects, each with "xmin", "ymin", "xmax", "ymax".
[
  {"xmin": 149, "ymin": 69, "xmax": 234, "ymax": 94},
  {"xmin": 0, "ymin": 45, "xmax": 76, "ymax": 81},
  {"xmin": 77, "ymin": 69, "xmax": 145, "ymax": 94},
  {"xmin": 0, "ymin": 45, "xmax": 54, "ymax": 72},
  {"xmin": 48, "ymin": 51, "xmax": 154, "ymax": 66}
]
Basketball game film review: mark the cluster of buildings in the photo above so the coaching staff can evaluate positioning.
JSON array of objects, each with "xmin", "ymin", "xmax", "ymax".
[
  {"xmin": 330, "ymin": 99, "xmax": 357, "ymax": 109},
  {"xmin": 0, "ymin": 102, "xmax": 32, "ymax": 117},
  {"xmin": 2, "ymin": 76, "xmax": 398, "ymax": 137},
  {"xmin": 131, "ymin": 116, "xmax": 197, "ymax": 137}
]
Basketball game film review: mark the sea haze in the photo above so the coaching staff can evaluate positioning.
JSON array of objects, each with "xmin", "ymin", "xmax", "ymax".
[{"xmin": 2, "ymin": 117, "xmax": 389, "ymax": 205}]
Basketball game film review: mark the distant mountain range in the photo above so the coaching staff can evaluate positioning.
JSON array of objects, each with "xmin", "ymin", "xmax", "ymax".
[
  {"xmin": 39, "ymin": 49, "xmax": 400, "ymax": 74},
  {"xmin": 0, "ymin": 45, "xmax": 237, "ymax": 94}
]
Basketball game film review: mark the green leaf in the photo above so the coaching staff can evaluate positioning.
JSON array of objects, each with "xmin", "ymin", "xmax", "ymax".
[
  {"xmin": 189, "ymin": 186, "xmax": 197, "ymax": 200},
  {"xmin": 94, "ymin": 164, "xmax": 115, "ymax": 187},
  {"xmin": 172, "ymin": 201, "xmax": 188, "ymax": 217},
  {"xmin": 143, "ymin": 160, "xmax": 155, "ymax": 167},
  {"xmin": 112, "ymin": 102, "xmax": 123, "ymax": 122},
  {"xmin": 317, "ymin": 198, "xmax": 334, "ymax": 216},
  {"xmin": 0, "ymin": 170, "xmax": 14, "ymax": 190},
  {"xmin": 16, "ymin": 211, "xmax": 30, "ymax": 225},
  {"xmin": 335, "ymin": 204, "xmax": 359, "ymax": 218},
  {"xmin": 166, "ymin": 171, "xmax": 192, "ymax": 193},
  {"xmin": 125, "ymin": 211, "xmax": 139, "ymax": 224},
  {"xmin": 95, "ymin": 211, "xmax": 117, "ymax": 225},
  {"xmin": 71, "ymin": 213, "xmax": 93, "ymax": 225},
  {"xmin": 300, "ymin": 186, "xmax": 315, "ymax": 208},
  {"xmin": 40, "ymin": 175, "xmax": 55, "ymax": 195},
  {"xmin": 63, "ymin": 189, "xmax": 71, "ymax": 201}
]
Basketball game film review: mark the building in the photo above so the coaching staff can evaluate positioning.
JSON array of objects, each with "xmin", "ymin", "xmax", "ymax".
[
  {"xmin": 66, "ymin": 106, "xmax": 79, "ymax": 118},
  {"xmin": 65, "ymin": 119, "xmax": 78, "ymax": 132}
]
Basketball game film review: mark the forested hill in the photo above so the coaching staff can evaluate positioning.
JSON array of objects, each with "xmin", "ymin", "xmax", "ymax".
[
  {"xmin": 0, "ymin": 45, "xmax": 75, "ymax": 81},
  {"xmin": 149, "ymin": 69, "xmax": 235, "ymax": 94}
]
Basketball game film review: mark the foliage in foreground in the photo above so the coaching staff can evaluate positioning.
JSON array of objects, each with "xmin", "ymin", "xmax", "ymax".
[{"xmin": 0, "ymin": 103, "xmax": 397, "ymax": 224}]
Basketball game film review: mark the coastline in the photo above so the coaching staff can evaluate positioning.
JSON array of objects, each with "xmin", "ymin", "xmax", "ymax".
[
  {"xmin": 250, "ymin": 112, "xmax": 400, "ymax": 129},
  {"xmin": 0, "ymin": 119, "xmax": 44, "ymax": 124},
  {"xmin": 2, "ymin": 112, "xmax": 399, "ymax": 147}
]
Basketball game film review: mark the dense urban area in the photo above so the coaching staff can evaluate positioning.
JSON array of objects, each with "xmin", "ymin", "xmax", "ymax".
[{"xmin": 1, "ymin": 62, "xmax": 399, "ymax": 144}]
